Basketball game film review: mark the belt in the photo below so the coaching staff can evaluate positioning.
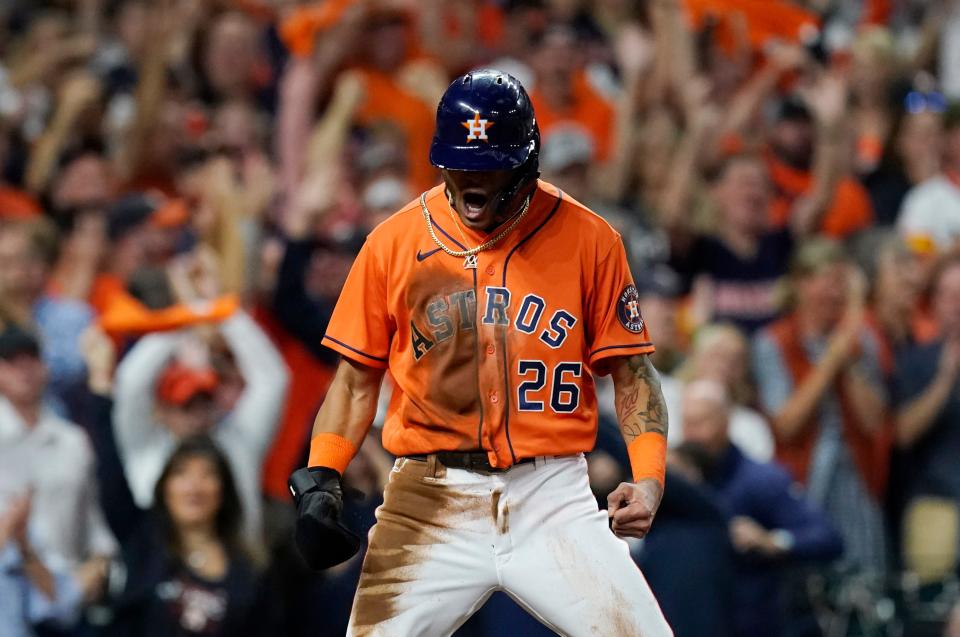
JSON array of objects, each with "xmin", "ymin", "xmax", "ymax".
[{"xmin": 405, "ymin": 451, "xmax": 535, "ymax": 473}]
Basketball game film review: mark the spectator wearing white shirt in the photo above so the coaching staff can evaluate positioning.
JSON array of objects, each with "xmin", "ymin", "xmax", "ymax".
[
  {"xmin": 0, "ymin": 494, "xmax": 85, "ymax": 637},
  {"xmin": 898, "ymin": 106, "xmax": 960, "ymax": 253},
  {"xmin": 112, "ymin": 309, "xmax": 289, "ymax": 542},
  {"xmin": 0, "ymin": 323, "xmax": 114, "ymax": 625}
]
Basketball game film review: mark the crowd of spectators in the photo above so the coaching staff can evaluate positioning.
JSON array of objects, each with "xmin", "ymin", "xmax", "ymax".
[{"xmin": 1, "ymin": 0, "xmax": 960, "ymax": 635}]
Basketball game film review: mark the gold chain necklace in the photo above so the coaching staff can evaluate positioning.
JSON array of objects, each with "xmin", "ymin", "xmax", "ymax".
[
  {"xmin": 447, "ymin": 204, "xmax": 474, "ymax": 251},
  {"xmin": 420, "ymin": 191, "xmax": 531, "ymax": 269}
]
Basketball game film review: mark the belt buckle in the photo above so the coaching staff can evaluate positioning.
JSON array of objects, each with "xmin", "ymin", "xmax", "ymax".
[
  {"xmin": 471, "ymin": 454, "xmax": 492, "ymax": 473},
  {"xmin": 461, "ymin": 452, "xmax": 485, "ymax": 473},
  {"xmin": 481, "ymin": 455, "xmax": 502, "ymax": 474}
]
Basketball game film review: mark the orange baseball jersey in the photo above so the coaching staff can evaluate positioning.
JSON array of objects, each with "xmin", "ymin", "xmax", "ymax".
[{"xmin": 322, "ymin": 180, "xmax": 655, "ymax": 468}]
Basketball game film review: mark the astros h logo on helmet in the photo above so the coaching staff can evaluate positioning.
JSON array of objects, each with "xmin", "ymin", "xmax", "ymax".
[{"xmin": 463, "ymin": 112, "xmax": 494, "ymax": 143}]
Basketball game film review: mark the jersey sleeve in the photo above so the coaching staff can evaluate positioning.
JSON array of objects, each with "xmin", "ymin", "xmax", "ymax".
[
  {"xmin": 585, "ymin": 237, "xmax": 655, "ymax": 372},
  {"xmin": 321, "ymin": 239, "xmax": 393, "ymax": 368}
]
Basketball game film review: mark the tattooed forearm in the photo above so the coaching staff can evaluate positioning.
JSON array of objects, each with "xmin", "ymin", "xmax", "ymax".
[{"xmin": 611, "ymin": 354, "xmax": 669, "ymax": 442}]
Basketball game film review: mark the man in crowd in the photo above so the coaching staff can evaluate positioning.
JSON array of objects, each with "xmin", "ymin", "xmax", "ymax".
[
  {"xmin": 0, "ymin": 324, "xmax": 114, "ymax": 606},
  {"xmin": 0, "ymin": 494, "xmax": 84, "ymax": 636},
  {"xmin": 665, "ymin": 74, "xmax": 848, "ymax": 334},
  {"xmin": 681, "ymin": 379, "xmax": 842, "ymax": 637},
  {"xmin": 0, "ymin": 218, "xmax": 93, "ymax": 415}
]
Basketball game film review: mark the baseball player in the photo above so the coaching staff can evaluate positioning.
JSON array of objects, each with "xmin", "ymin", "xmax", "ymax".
[{"xmin": 288, "ymin": 69, "xmax": 672, "ymax": 637}]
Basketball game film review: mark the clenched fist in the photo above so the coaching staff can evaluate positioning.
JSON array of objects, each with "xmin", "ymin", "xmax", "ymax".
[{"xmin": 607, "ymin": 479, "xmax": 663, "ymax": 539}]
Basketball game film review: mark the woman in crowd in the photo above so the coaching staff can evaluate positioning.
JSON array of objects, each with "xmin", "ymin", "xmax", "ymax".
[
  {"xmin": 106, "ymin": 436, "xmax": 280, "ymax": 637},
  {"xmin": 673, "ymin": 323, "xmax": 774, "ymax": 463},
  {"xmin": 752, "ymin": 239, "xmax": 892, "ymax": 577},
  {"xmin": 83, "ymin": 324, "xmax": 279, "ymax": 637}
]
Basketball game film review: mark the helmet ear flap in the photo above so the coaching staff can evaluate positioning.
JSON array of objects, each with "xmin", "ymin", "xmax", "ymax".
[{"xmin": 492, "ymin": 148, "xmax": 540, "ymax": 218}]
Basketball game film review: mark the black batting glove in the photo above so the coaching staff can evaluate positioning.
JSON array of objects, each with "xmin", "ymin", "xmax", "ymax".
[{"xmin": 288, "ymin": 467, "xmax": 362, "ymax": 570}]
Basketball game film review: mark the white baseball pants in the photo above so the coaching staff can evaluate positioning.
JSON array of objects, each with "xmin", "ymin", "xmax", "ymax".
[{"xmin": 346, "ymin": 454, "xmax": 673, "ymax": 637}]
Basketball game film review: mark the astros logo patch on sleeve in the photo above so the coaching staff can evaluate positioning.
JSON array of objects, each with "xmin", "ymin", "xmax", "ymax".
[{"xmin": 616, "ymin": 284, "xmax": 644, "ymax": 333}]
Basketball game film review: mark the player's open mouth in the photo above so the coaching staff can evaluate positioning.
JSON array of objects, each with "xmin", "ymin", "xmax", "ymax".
[{"xmin": 461, "ymin": 191, "xmax": 489, "ymax": 220}]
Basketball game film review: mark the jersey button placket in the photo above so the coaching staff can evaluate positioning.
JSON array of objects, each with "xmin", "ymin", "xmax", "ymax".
[{"xmin": 477, "ymin": 253, "xmax": 509, "ymax": 466}]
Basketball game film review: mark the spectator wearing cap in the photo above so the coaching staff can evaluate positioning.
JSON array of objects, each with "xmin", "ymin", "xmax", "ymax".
[
  {"xmin": 898, "ymin": 104, "xmax": 960, "ymax": 254},
  {"xmin": 350, "ymin": 127, "xmax": 415, "ymax": 232},
  {"xmin": 664, "ymin": 64, "xmax": 850, "ymax": 334},
  {"xmin": 79, "ymin": 324, "xmax": 283, "ymax": 637},
  {"xmin": 753, "ymin": 239, "xmax": 891, "ymax": 576},
  {"xmin": 540, "ymin": 122, "xmax": 679, "ymax": 284},
  {"xmin": 87, "ymin": 192, "xmax": 168, "ymax": 316},
  {"xmin": 0, "ymin": 218, "xmax": 94, "ymax": 415},
  {"xmin": 0, "ymin": 324, "xmax": 116, "ymax": 586},
  {"xmin": 539, "ymin": 124, "xmax": 660, "ymax": 270},
  {"xmin": 893, "ymin": 256, "xmax": 960, "ymax": 581},
  {"xmin": 679, "ymin": 379, "xmax": 842, "ymax": 637},
  {"xmin": 767, "ymin": 93, "xmax": 875, "ymax": 239},
  {"xmin": 72, "ymin": 194, "xmax": 238, "ymax": 341},
  {"xmin": 112, "ymin": 306, "xmax": 289, "ymax": 541}
]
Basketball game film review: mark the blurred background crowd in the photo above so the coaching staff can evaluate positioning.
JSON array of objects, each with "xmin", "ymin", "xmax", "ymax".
[{"xmin": 1, "ymin": 0, "xmax": 960, "ymax": 635}]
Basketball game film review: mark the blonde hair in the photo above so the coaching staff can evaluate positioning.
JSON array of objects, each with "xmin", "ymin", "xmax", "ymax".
[
  {"xmin": 0, "ymin": 217, "xmax": 60, "ymax": 266},
  {"xmin": 676, "ymin": 323, "xmax": 753, "ymax": 405},
  {"xmin": 851, "ymin": 26, "xmax": 897, "ymax": 67},
  {"xmin": 775, "ymin": 238, "xmax": 849, "ymax": 310}
]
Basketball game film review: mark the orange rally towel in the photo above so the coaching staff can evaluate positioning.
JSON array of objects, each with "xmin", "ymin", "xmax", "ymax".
[
  {"xmin": 97, "ymin": 288, "xmax": 240, "ymax": 336},
  {"xmin": 279, "ymin": 0, "xmax": 356, "ymax": 58},
  {"xmin": 683, "ymin": 0, "xmax": 820, "ymax": 49}
]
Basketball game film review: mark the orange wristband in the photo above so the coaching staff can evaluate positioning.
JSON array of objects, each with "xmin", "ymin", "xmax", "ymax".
[
  {"xmin": 307, "ymin": 433, "xmax": 358, "ymax": 475},
  {"xmin": 627, "ymin": 432, "xmax": 667, "ymax": 487}
]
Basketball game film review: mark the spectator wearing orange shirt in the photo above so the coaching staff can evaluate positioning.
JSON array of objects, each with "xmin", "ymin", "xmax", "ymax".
[
  {"xmin": 0, "ymin": 121, "xmax": 40, "ymax": 219},
  {"xmin": 767, "ymin": 95, "xmax": 875, "ymax": 239},
  {"xmin": 351, "ymin": 7, "xmax": 443, "ymax": 194},
  {"xmin": 753, "ymin": 240, "xmax": 890, "ymax": 575},
  {"xmin": 529, "ymin": 24, "xmax": 615, "ymax": 164}
]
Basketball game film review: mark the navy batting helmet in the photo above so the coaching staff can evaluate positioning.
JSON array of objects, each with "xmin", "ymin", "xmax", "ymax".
[{"xmin": 429, "ymin": 69, "xmax": 540, "ymax": 173}]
